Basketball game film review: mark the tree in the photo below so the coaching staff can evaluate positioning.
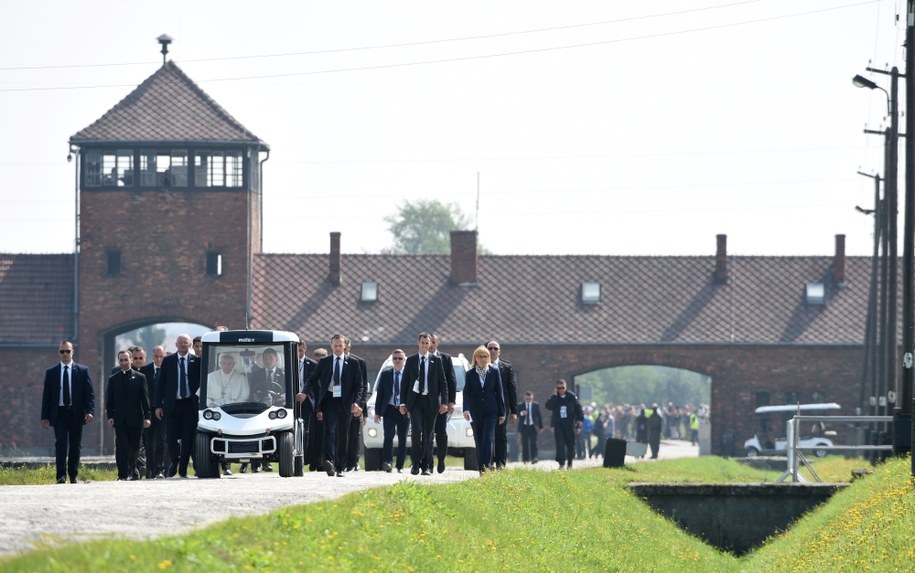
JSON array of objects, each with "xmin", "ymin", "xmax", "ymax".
[{"xmin": 383, "ymin": 199, "xmax": 474, "ymax": 254}]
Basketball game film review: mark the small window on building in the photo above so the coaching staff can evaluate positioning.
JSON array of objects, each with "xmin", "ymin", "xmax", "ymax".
[
  {"xmin": 195, "ymin": 150, "xmax": 244, "ymax": 188},
  {"xmin": 361, "ymin": 281, "xmax": 378, "ymax": 302},
  {"xmin": 85, "ymin": 150, "xmax": 134, "ymax": 187},
  {"xmin": 581, "ymin": 281, "xmax": 600, "ymax": 305},
  {"xmin": 805, "ymin": 282, "xmax": 826, "ymax": 305},
  {"xmin": 206, "ymin": 252, "xmax": 223, "ymax": 277},
  {"xmin": 107, "ymin": 249, "xmax": 121, "ymax": 276},
  {"xmin": 140, "ymin": 149, "xmax": 188, "ymax": 187}
]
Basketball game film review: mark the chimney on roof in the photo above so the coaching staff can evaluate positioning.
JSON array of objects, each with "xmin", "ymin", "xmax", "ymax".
[
  {"xmin": 714, "ymin": 234, "xmax": 728, "ymax": 283},
  {"xmin": 834, "ymin": 234, "xmax": 846, "ymax": 287},
  {"xmin": 329, "ymin": 232, "xmax": 341, "ymax": 286},
  {"xmin": 450, "ymin": 230, "xmax": 478, "ymax": 285}
]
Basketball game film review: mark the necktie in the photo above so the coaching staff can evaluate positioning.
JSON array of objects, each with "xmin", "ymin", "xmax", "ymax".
[
  {"xmin": 333, "ymin": 357, "xmax": 341, "ymax": 385},
  {"xmin": 155, "ymin": 366, "xmax": 159, "ymax": 382},
  {"xmin": 393, "ymin": 371, "xmax": 401, "ymax": 402},
  {"xmin": 62, "ymin": 365, "xmax": 71, "ymax": 406},
  {"xmin": 418, "ymin": 356, "xmax": 426, "ymax": 394},
  {"xmin": 299, "ymin": 361, "xmax": 305, "ymax": 392},
  {"xmin": 179, "ymin": 356, "xmax": 189, "ymax": 398}
]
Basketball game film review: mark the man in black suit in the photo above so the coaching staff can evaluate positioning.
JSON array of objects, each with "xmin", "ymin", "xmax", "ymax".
[
  {"xmin": 517, "ymin": 390, "xmax": 544, "ymax": 463},
  {"xmin": 487, "ymin": 340, "xmax": 518, "ymax": 468},
  {"xmin": 374, "ymin": 348, "xmax": 409, "ymax": 473},
  {"xmin": 399, "ymin": 332, "xmax": 449, "ymax": 475},
  {"xmin": 294, "ymin": 341, "xmax": 319, "ymax": 468},
  {"xmin": 342, "ymin": 337, "xmax": 368, "ymax": 471},
  {"xmin": 140, "ymin": 345, "xmax": 167, "ymax": 478},
  {"xmin": 154, "ymin": 333, "xmax": 200, "ymax": 478},
  {"xmin": 245, "ymin": 347, "xmax": 284, "ymax": 472},
  {"xmin": 306, "ymin": 334, "xmax": 364, "ymax": 477},
  {"xmin": 429, "ymin": 333, "xmax": 456, "ymax": 474},
  {"xmin": 41, "ymin": 340, "xmax": 95, "ymax": 484},
  {"xmin": 107, "ymin": 350, "xmax": 152, "ymax": 480}
]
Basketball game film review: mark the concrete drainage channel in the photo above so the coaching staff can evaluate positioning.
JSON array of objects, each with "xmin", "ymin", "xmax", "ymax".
[{"xmin": 628, "ymin": 482, "xmax": 848, "ymax": 556}]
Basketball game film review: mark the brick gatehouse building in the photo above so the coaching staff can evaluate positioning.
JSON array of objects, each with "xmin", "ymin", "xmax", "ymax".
[{"xmin": 0, "ymin": 49, "xmax": 886, "ymax": 458}]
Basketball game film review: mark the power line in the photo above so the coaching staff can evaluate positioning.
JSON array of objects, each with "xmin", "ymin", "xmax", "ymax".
[
  {"xmin": 0, "ymin": 0, "xmax": 881, "ymax": 93},
  {"xmin": 0, "ymin": 0, "xmax": 766, "ymax": 71}
]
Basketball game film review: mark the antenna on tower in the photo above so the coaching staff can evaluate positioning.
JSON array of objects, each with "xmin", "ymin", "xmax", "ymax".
[{"xmin": 157, "ymin": 34, "xmax": 173, "ymax": 65}]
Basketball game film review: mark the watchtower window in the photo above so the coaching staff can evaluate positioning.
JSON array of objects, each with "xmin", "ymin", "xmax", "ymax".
[
  {"xmin": 85, "ymin": 150, "xmax": 134, "ymax": 187},
  {"xmin": 140, "ymin": 150, "xmax": 188, "ymax": 187},
  {"xmin": 206, "ymin": 251, "xmax": 223, "ymax": 276},
  {"xmin": 195, "ymin": 150, "xmax": 244, "ymax": 188},
  {"xmin": 107, "ymin": 249, "xmax": 122, "ymax": 276}
]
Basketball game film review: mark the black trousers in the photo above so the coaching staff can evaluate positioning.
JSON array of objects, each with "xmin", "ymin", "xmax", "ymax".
[
  {"xmin": 321, "ymin": 397, "xmax": 349, "ymax": 471},
  {"xmin": 434, "ymin": 410, "xmax": 449, "ymax": 461},
  {"xmin": 165, "ymin": 398, "xmax": 196, "ymax": 477},
  {"xmin": 519, "ymin": 424, "xmax": 539, "ymax": 461},
  {"xmin": 143, "ymin": 417, "xmax": 166, "ymax": 477},
  {"xmin": 554, "ymin": 423, "xmax": 576, "ymax": 465},
  {"xmin": 494, "ymin": 419, "xmax": 512, "ymax": 466},
  {"xmin": 114, "ymin": 423, "xmax": 143, "ymax": 479},
  {"xmin": 382, "ymin": 407, "xmax": 409, "ymax": 468},
  {"xmin": 53, "ymin": 406, "xmax": 84, "ymax": 480},
  {"xmin": 409, "ymin": 397, "xmax": 437, "ymax": 471}
]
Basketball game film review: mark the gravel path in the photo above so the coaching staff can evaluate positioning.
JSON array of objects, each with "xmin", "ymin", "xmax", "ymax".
[{"xmin": 0, "ymin": 440, "xmax": 697, "ymax": 556}]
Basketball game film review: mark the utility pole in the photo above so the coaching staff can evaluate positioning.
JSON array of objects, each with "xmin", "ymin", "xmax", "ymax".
[{"xmin": 903, "ymin": 1, "xmax": 914, "ymax": 471}]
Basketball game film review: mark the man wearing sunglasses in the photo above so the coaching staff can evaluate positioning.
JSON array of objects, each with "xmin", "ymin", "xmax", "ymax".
[
  {"xmin": 374, "ymin": 349, "xmax": 409, "ymax": 473},
  {"xmin": 41, "ymin": 341, "xmax": 96, "ymax": 484}
]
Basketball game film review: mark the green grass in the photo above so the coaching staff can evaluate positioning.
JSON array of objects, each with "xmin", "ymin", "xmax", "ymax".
[
  {"xmin": 0, "ymin": 464, "xmax": 117, "ymax": 485},
  {"xmin": 0, "ymin": 456, "xmax": 910, "ymax": 572}
]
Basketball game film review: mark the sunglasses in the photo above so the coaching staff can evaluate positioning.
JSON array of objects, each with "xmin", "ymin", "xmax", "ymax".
[
  {"xmin": 487, "ymin": 347, "xmax": 500, "ymax": 351},
  {"xmin": 59, "ymin": 349, "xmax": 72, "ymax": 354},
  {"xmin": 392, "ymin": 357, "xmax": 404, "ymax": 361}
]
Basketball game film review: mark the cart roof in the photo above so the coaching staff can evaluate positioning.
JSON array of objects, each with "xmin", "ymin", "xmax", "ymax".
[{"xmin": 753, "ymin": 403, "xmax": 840, "ymax": 414}]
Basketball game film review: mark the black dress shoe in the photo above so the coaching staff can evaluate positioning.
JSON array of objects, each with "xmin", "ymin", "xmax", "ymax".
[
  {"xmin": 56, "ymin": 477, "xmax": 66, "ymax": 484},
  {"xmin": 252, "ymin": 466, "xmax": 261, "ymax": 473},
  {"xmin": 323, "ymin": 460, "xmax": 336, "ymax": 477},
  {"xmin": 239, "ymin": 463, "xmax": 248, "ymax": 474},
  {"xmin": 421, "ymin": 469, "xmax": 431, "ymax": 476},
  {"xmin": 410, "ymin": 465, "xmax": 420, "ymax": 475},
  {"xmin": 262, "ymin": 463, "xmax": 273, "ymax": 472},
  {"xmin": 335, "ymin": 472, "xmax": 344, "ymax": 477},
  {"xmin": 437, "ymin": 458, "xmax": 446, "ymax": 474},
  {"xmin": 382, "ymin": 462, "xmax": 392, "ymax": 473}
]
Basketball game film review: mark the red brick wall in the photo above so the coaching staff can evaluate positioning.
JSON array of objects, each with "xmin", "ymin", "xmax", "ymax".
[{"xmin": 75, "ymin": 188, "xmax": 256, "ymax": 453}]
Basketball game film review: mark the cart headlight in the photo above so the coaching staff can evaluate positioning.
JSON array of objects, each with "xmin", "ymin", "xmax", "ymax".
[
  {"xmin": 268, "ymin": 410, "xmax": 277, "ymax": 420},
  {"xmin": 276, "ymin": 409, "xmax": 287, "ymax": 419},
  {"xmin": 203, "ymin": 409, "xmax": 220, "ymax": 420}
]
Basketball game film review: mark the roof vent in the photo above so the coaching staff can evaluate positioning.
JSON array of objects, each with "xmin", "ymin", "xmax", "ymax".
[
  {"xmin": 805, "ymin": 282, "xmax": 826, "ymax": 305},
  {"xmin": 581, "ymin": 282, "xmax": 601, "ymax": 305}
]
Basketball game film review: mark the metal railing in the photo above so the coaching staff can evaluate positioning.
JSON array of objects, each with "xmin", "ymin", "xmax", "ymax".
[{"xmin": 777, "ymin": 415, "xmax": 893, "ymax": 482}]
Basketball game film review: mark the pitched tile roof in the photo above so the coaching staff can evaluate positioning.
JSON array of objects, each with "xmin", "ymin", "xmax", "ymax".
[
  {"xmin": 0, "ymin": 254, "xmax": 74, "ymax": 345},
  {"xmin": 250, "ymin": 253, "xmax": 872, "ymax": 346},
  {"xmin": 69, "ymin": 62, "xmax": 267, "ymax": 147}
]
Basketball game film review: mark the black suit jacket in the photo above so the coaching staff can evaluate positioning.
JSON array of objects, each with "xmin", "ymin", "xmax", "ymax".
[
  {"xmin": 41, "ymin": 362, "xmax": 95, "ymax": 426},
  {"xmin": 517, "ymin": 401, "xmax": 544, "ymax": 430},
  {"xmin": 400, "ymin": 353, "xmax": 448, "ymax": 411},
  {"xmin": 348, "ymin": 353, "xmax": 369, "ymax": 416},
  {"xmin": 436, "ymin": 351, "xmax": 457, "ymax": 404},
  {"xmin": 306, "ymin": 354, "xmax": 364, "ymax": 414},
  {"xmin": 248, "ymin": 366, "xmax": 285, "ymax": 403},
  {"xmin": 374, "ymin": 368, "xmax": 406, "ymax": 417},
  {"xmin": 155, "ymin": 352, "xmax": 201, "ymax": 414},
  {"xmin": 462, "ymin": 365, "xmax": 505, "ymax": 420},
  {"xmin": 495, "ymin": 359, "xmax": 519, "ymax": 415},
  {"xmin": 106, "ymin": 369, "xmax": 151, "ymax": 427},
  {"xmin": 140, "ymin": 363, "xmax": 161, "ymax": 410},
  {"xmin": 296, "ymin": 356, "xmax": 318, "ymax": 399}
]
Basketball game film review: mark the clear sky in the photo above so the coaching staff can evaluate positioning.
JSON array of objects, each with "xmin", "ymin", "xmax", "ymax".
[{"xmin": 0, "ymin": 0, "xmax": 905, "ymax": 257}]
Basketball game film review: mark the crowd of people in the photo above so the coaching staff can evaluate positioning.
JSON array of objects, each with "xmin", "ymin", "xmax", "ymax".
[{"xmin": 39, "ymin": 331, "xmax": 709, "ymax": 483}]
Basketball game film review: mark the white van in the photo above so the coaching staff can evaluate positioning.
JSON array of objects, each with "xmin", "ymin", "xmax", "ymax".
[{"xmin": 362, "ymin": 353, "xmax": 477, "ymax": 470}]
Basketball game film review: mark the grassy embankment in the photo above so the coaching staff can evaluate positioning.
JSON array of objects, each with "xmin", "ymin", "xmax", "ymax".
[{"xmin": 1, "ymin": 456, "xmax": 912, "ymax": 572}]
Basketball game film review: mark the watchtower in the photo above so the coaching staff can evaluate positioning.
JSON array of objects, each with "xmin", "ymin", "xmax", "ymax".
[{"xmin": 67, "ymin": 36, "xmax": 268, "ymax": 450}]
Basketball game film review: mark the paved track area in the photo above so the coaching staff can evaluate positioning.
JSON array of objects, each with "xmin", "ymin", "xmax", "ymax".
[{"xmin": 0, "ymin": 439, "xmax": 697, "ymax": 556}]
